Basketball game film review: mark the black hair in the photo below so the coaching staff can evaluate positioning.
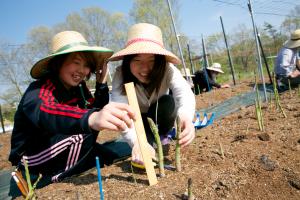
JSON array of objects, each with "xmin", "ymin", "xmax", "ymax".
[
  {"xmin": 47, "ymin": 52, "xmax": 97, "ymax": 80},
  {"xmin": 120, "ymin": 54, "xmax": 167, "ymax": 95}
]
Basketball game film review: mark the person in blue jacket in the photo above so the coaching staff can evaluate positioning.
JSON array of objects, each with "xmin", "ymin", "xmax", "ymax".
[
  {"xmin": 9, "ymin": 31, "xmax": 135, "ymax": 182},
  {"xmin": 275, "ymin": 29, "xmax": 300, "ymax": 88}
]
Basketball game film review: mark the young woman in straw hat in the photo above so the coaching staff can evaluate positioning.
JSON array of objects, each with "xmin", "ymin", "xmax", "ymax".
[
  {"xmin": 193, "ymin": 62, "xmax": 230, "ymax": 93},
  {"xmin": 109, "ymin": 23, "xmax": 196, "ymax": 164},
  {"xmin": 9, "ymin": 31, "xmax": 136, "ymax": 183},
  {"xmin": 275, "ymin": 29, "xmax": 300, "ymax": 88}
]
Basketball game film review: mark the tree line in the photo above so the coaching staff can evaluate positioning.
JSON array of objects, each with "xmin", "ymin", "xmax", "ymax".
[{"xmin": 0, "ymin": 0, "xmax": 299, "ymax": 123}]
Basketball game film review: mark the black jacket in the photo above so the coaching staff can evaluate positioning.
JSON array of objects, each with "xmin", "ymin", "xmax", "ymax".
[
  {"xmin": 193, "ymin": 70, "xmax": 221, "ymax": 92},
  {"xmin": 9, "ymin": 77, "xmax": 109, "ymax": 165}
]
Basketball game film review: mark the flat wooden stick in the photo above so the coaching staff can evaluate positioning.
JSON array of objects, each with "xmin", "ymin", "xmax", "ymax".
[{"xmin": 125, "ymin": 82, "xmax": 158, "ymax": 186}]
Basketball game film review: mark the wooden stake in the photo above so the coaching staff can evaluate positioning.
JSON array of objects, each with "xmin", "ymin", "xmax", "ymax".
[{"xmin": 125, "ymin": 82, "xmax": 158, "ymax": 186}]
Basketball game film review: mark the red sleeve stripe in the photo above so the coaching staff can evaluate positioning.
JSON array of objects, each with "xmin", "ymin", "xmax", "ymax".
[
  {"xmin": 39, "ymin": 79, "xmax": 88, "ymax": 118},
  {"xmin": 41, "ymin": 103, "xmax": 86, "ymax": 114},
  {"xmin": 64, "ymin": 98, "xmax": 80, "ymax": 105},
  {"xmin": 40, "ymin": 106, "xmax": 83, "ymax": 118}
]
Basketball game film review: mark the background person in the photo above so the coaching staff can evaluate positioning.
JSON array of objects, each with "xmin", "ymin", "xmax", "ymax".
[
  {"xmin": 109, "ymin": 23, "xmax": 196, "ymax": 164},
  {"xmin": 9, "ymin": 31, "xmax": 135, "ymax": 183},
  {"xmin": 275, "ymin": 29, "xmax": 300, "ymax": 88},
  {"xmin": 181, "ymin": 68, "xmax": 195, "ymax": 89},
  {"xmin": 193, "ymin": 62, "xmax": 230, "ymax": 93}
]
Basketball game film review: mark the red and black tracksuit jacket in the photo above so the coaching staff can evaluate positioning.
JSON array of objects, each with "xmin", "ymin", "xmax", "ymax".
[{"xmin": 9, "ymin": 77, "xmax": 114, "ymax": 182}]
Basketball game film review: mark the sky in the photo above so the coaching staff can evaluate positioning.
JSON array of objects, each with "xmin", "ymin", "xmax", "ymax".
[{"xmin": 0, "ymin": 0, "xmax": 295, "ymax": 45}]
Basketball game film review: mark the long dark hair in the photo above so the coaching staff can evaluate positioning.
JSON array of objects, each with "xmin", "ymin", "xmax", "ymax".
[
  {"xmin": 47, "ymin": 52, "xmax": 97, "ymax": 80},
  {"xmin": 120, "ymin": 54, "xmax": 167, "ymax": 95}
]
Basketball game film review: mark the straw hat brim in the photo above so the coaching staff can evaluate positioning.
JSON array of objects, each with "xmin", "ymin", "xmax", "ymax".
[
  {"xmin": 30, "ymin": 45, "xmax": 113, "ymax": 79},
  {"xmin": 183, "ymin": 74, "xmax": 195, "ymax": 77},
  {"xmin": 283, "ymin": 39, "xmax": 300, "ymax": 49},
  {"xmin": 206, "ymin": 67, "xmax": 224, "ymax": 74},
  {"xmin": 108, "ymin": 41, "xmax": 181, "ymax": 65}
]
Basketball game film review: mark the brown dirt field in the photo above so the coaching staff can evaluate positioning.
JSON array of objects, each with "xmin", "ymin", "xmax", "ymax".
[{"xmin": 1, "ymin": 80, "xmax": 300, "ymax": 199}]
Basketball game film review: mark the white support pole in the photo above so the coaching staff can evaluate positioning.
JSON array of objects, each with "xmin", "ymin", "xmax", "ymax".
[
  {"xmin": 248, "ymin": 0, "xmax": 268, "ymax": 102},
  {"xmin": 166, "ymin": 0, "xmax": 191, "ymax": 82}
]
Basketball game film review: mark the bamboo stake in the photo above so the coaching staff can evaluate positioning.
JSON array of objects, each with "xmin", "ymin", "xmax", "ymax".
[
  {"xmin": 125, "ymin": 82, "xmax": 157, "ymax": 186},
  {"xmin": 147, "ymin": 118, "xmax": 165, "ymax": 177}
]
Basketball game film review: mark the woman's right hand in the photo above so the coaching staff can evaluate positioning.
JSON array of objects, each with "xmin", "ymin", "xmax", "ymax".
[
  {"xmin": 131, "ymin": 140, "xmax": 156, "ymax": 165},
  {"xmin": 88, "ymin": 102, "xmax": 136, "ymax": 131}
]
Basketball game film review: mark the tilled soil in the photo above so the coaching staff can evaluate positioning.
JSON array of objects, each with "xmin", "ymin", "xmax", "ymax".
[{"xmin": 1, "ymin": 80, "xmax": 300, "ymax": 200}]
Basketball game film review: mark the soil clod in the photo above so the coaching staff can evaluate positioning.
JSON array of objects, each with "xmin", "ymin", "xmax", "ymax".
[
  {"xmin": 259, "ymin": 155, "xmax": 276, "ymax": 171},
  {"xmin": 257, "ymin": 133, "xmax": 270, "ymax": 141}
]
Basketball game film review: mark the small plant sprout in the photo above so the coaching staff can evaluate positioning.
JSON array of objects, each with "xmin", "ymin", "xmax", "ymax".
[
  {"xmin": 147, "ymin": 117, "xmax": 165, "ymax": 177},
  {"xmin": 175, "ymin": 116, "xmax": 182, "ymax": 172},
  {"xmin": 272, "ymin": 73, "xmax": 287, "ymax": 118},
  {"xmin": 182, "ymin": 178, "xmax": 195, "ymax": 200},
  {"xmin": 23, "ymin": 159, "xmax": 42, "ymax": 200},
  {"xmin": 130, "ymin": 163, "xmax": 137, "ymax": 185},
  {"xmin": 188, "ymin": 178, "xmax": 194, "ymax": 200},
  {"xmin": 219, "ymin": 142, "xmax": 225, "ymax": 159},
  {"xmin": 288, "ymin": 79, "xmax": 292, "ymax": 98}
]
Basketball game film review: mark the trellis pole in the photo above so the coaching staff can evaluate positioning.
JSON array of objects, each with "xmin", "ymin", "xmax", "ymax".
[
  {"xmin": 187, "ymin": 43, "xmax": 195, "ymax": 74},
  {"xmin": 166, "ymin": 0, "xmax": 191, "ymax": 82},
  {"xmin": 247, "ymin": 0, "xmax": 268, "ymax": 102},
  {"xmin": 202, "ymin": 35, "xmax": 211, "ymax": 91},
  {"xmin": 220, "ymin": 16, "xmax": 236, "ymax": 85},
  {"xmin": 0, "ymin": 105, "xmax": 5, "ymax": 133}
]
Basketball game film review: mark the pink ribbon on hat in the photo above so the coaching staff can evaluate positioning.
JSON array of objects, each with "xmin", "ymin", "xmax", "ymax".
[{"xmin": 126, "ymin": 38, "xmax": 164, "ymax": 48}]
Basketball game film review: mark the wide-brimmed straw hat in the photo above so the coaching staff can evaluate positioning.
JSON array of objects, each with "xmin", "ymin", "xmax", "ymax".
[
  {"xmin": 206, "ymin": 63, "xmax": 224, "ymax": 74},
  {"xmin": 30, "ymin": 31, "xmax": 113, "ymax": 79},
  {"xmin": 181, "ymin": 68, "xmax": 195, "ymax": 77},
  {"xmin": 283, "ymin": 29, "xmax": 300, "ymax": 49},
  {"xmin": 108, "ymin": 23, "xmax": 181, "ymax": 64}
]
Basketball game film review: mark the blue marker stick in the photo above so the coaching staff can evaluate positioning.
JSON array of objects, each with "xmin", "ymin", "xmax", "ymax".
[{"xmin": 95, "ymin": 156, "xmax": 104, "ymax": 200}]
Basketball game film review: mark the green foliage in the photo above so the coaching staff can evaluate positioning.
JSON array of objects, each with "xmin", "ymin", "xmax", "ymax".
[
  {"xmin": 1, "ymin": 103, "xmax": 17, "ymax": 123},
  {"xmin": 130, "ymin": 0, "xmax": 180, "ymax": 56}
]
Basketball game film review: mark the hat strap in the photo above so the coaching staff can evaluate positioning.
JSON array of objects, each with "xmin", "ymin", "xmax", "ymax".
[
  {"xmin": 126, "ymin": 38, "xmax": 163, "ymax": 48},
  {"xmin": 54, "ymin": 42, "xmax": 88, "ymax": 53},
  {"xmin": 291, "ymin": 37, "xmax": 300, "ymax": 41}
]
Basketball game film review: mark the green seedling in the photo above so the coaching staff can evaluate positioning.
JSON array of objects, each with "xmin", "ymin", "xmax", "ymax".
[
  {"xmin": 219, "ymin": 142, "xmax": 225, "ymax": 159},
  {"xmin": 288, "ymin": 79, "xmax": 292, "ymax": 98},
  {"xmin": 147, "ymin": 117, "xmax": 165, "ymax": 177},
  {"xmin": 23, "ymin": 159, "xmax": 42, "ymax": 200},
  {"xmin": 255, "ymin": 76, "xmax": 264, "ymax": 131},
  {"xmin": 188, "ymin": 178, "xmax": 194, "ymax": 200},
  {"xmin": 175, "ymin": 117, "xmax": 182, "ymax": 172},
  {"xmin": 272, "ymin": 73, "xmax": 287, "ymax": 118},
  {"xmin": 130, "ymin": 163, "xmax": 137, "ymax": 185}
]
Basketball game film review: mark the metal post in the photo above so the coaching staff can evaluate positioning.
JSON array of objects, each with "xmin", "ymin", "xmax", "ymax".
[
  {"xmin": 0, "ymin": 105, "xmax": 5, "ymax": 133},
  {"xmin": 256, "ymin": 28, "xmax": 273, "ymax": 85},
  {"xmin": 166, "ymin": 0, "xmax": 190, "ymax": 82},
  {"xmin": 248, "ymin": 0, "xmax": 268, "ymax": 102},
  {"xmin": 187, "ymin": 43, "xmax": 195, "ymax": 74},
  {"xmin": 220, "ymin": 16, "xmax": 236, "ymax": 85},
  {"xmin": 202, "ymin": 35, "xmax": 211, "ymax": 91}
]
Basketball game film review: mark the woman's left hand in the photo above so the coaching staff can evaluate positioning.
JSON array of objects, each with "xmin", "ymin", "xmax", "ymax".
[
  {"xmin": 96, "ymin": 61, "xmax": 108, "ymax": 83},
  {"xmin": 178, "ymin": 115, "xmax": 195, "ymax": 147}
]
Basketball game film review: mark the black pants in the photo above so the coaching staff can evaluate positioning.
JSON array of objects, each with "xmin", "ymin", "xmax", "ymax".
[
  {"xmin": 141, "ymin": 95, "xmax": 177, "ymax": 145},
  {"xmin": 19, "ymin": 133, "xmax": 119, "ymax": 182}
]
